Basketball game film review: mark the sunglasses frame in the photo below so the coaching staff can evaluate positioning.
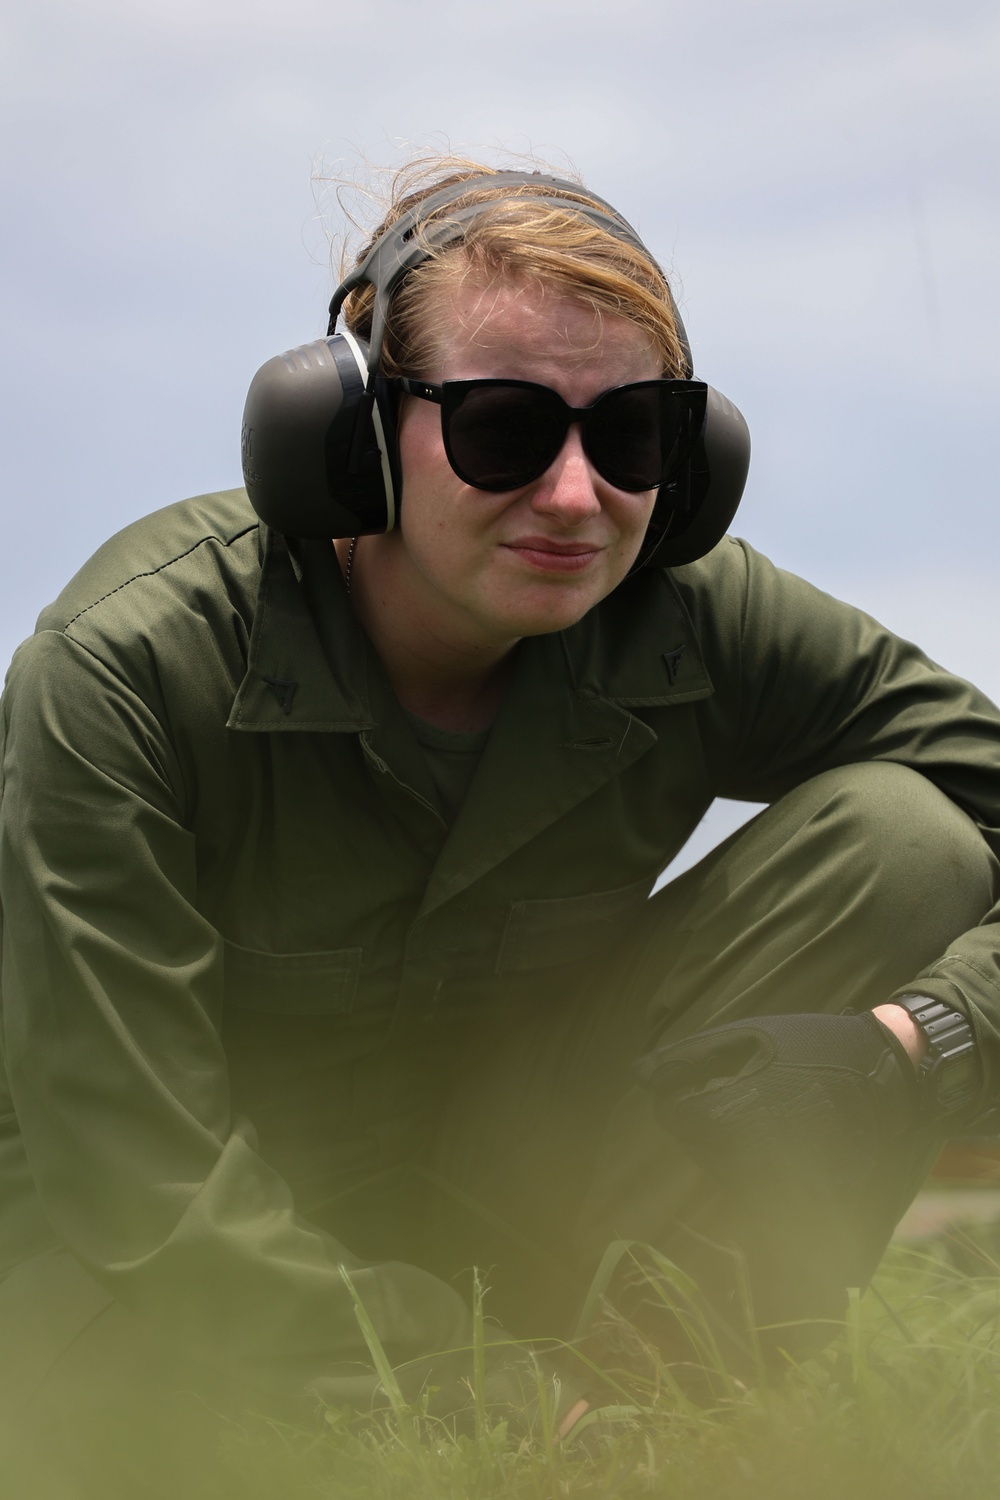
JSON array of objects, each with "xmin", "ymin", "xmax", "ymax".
[{"xmin": 393, "ymin": 376, "xmax": 708, "ymax": 494}]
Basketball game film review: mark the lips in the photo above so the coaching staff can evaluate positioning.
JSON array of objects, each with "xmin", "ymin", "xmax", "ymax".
[{"xmin": 504, "ymin": 537, "xmax": 604, "ymax": 573}]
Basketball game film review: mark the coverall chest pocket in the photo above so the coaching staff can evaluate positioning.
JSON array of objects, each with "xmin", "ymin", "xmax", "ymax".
[
  {"xmin": 495, "ymin": 875, "xmax": 653, "ymax": 974},
  {"xmin": 222, "ymin": 939, "xmax": 363, "ymax": 1015}
]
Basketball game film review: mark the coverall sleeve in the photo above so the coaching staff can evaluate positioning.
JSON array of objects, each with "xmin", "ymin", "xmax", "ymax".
[
  {"xmin": 0, "ymin": 629, "xmax": 544, "ymax": 1416},
  {"xmin": 686, "ymin": 538, "xmax": 1000, "ymax": 1091}
]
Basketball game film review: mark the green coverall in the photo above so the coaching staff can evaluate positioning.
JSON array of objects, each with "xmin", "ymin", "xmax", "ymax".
[{"xmin": 1, "ymin": 488, "xmax": 999, "ymax": 1481}]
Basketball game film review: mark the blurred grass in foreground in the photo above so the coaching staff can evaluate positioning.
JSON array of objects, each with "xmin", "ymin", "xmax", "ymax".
[{"xmin": 214, "ymin": 1223, "xmax": 1000, "ymax": 1500}]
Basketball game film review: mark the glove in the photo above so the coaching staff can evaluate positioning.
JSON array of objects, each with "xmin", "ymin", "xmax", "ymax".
[{"xmin": 634, "ymin": 1011, "xmax": 927, "ymax": 1333}]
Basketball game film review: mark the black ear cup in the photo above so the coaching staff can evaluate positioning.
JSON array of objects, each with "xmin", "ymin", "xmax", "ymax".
[
  {"xmin": 242, "ymin": 334, "xmax": 399, "ymax": 539},
  {"xmin": 641, "ymin": 387, "xmax": 751, "ymax": 569},
  {"xmin": 241, "ymin": 170, "xmax": 751, "ymax": 566}
]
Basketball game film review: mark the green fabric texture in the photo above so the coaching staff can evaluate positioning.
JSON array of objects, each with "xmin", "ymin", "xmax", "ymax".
[
  {"xmin": 404, "ymin": 711, "xmax": 490, "ymax": 824},
  {"xmin": 2, "ymin": 486, "xmax": 1000, "ymax": 1423},
  {"xmin": 419, "ymin": 760, "xmax": 995, "ymax": 1340}
]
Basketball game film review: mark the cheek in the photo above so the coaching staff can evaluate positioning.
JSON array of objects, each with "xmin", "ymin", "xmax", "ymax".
[
  {"xmin": 398, "ymin": 408, "xmax": 501, "ymax": 554},
  {"xmin": 615, "ymin": 490, "xmax": 659, "ymax": 546},
  {"xmin": 397, "ymin": 402, "xmax": 441, "ymax": 486},
  {"xmin": 398, "ymin": 415, "xmax": 450, "ymax": 537},
  {"xmin": 397, "ymin": 434, "xmax": 478, "ymax": 577}
]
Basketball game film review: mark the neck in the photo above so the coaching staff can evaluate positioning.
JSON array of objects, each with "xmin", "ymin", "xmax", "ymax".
[{"xmin": 336, "ymin": 535, "xmax": 516, "ymax": 732}]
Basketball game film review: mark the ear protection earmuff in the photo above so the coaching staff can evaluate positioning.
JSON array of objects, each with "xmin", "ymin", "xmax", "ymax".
[{"xmin": 241, "ymin": 171, "xmax": 750, "ymax": 569}]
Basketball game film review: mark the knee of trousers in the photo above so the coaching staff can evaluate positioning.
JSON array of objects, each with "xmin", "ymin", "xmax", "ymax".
[{"xmin": 769, "ymin": 761, "xmax": 997, "ymax": 962}]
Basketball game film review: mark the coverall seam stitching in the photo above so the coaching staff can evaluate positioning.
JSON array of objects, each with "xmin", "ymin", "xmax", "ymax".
[
  {"xmin": 60, "ymin": 526, "xmax": 259, "ymax": 632},
  {"xmin": 926, "ymin": 954, "xmax": 996, "ymax": 990}
]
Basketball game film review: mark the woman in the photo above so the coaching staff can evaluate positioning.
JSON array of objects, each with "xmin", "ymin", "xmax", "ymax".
[{"xmin": 1, "ymin": 157, "xmax": 998, "ymax": 1484}]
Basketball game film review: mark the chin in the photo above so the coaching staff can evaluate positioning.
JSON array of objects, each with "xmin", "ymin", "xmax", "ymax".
[{"xmin": 499, "ymin": 594, "xmax": 609, "ymax": 639}]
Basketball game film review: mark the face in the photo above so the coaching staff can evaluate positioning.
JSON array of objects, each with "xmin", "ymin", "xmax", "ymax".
[{"xmin": 387, "ymin": 276, "xmax": 662, "ymax": 654}]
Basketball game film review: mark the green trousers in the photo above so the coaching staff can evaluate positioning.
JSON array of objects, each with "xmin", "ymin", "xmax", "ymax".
[
  {"xmin": 418, "ymin": 761, "xmax": 998, "ymax": 1333},
  {"xmin": 3, "ymin": 763, "xmax": 996, "ymax": 1493}
]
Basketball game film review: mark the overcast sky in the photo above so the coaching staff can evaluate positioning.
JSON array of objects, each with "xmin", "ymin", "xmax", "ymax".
[{"xmin": 3, "ymin": 0, "xmax": 998, "ymax": 717}]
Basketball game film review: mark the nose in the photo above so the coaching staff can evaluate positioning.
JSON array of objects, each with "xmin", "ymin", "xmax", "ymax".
[{"xmin": 529, "ymin": 425, "xmax": 602, "ymax": 525}]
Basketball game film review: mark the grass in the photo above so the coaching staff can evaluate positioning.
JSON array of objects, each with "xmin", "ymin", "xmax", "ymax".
[{"xmin": 208, "ymin": 1220, "xmax": 1000, "ymax": 1500}]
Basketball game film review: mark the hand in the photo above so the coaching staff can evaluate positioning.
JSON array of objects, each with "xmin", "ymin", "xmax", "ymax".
[
  {"xmin": 634, "ymin": 1010, "xmax": 926, "ymax": 1326},
  {"xmin": 635, "ymin": 1010, "xmax": 922, "ymax": 1184}
]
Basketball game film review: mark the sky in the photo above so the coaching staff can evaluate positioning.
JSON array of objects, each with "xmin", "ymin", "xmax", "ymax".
[{"xmin": 2, "ymin": 0, "xmax": 998, "ymax": 774}]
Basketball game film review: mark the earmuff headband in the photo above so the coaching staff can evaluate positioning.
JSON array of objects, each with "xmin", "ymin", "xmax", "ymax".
[{"xmin": 327, "ymin": 172, "xmax": 694, "ymax": 380}]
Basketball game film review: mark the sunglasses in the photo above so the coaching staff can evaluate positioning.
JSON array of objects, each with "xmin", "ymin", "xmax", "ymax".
[{"xmin": 391, "ymin": 377, "xmax": 708, "ymax": 493}]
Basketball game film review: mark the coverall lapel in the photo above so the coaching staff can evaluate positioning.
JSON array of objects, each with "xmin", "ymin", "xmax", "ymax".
[
  {"xmin": 228, "ymin": 530, "xmax": 373, "ymax": 733},
  {"xmin": 415, "ymin": 568, "xmax": 713, "ymax": 918},
  {"xmin": 228, "ymin": 531, "xmax": 450, "ymax": 838},
  {"xmin": 230, "ymin": 530, "xmax": 713, "ymax": 909}
]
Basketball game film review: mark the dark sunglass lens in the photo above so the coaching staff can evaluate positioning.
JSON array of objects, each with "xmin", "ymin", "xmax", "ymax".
[
  {"xmin": 444, "ymin": 384, "xmax": 565, "ymax": 490},
  {"xmin": 585, "ymin": 384, "xmax": 679, "ymax": 490}
]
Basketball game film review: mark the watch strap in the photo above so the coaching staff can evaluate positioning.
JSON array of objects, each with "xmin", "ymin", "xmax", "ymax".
[{"xmin": 896, "ymin": 994, "xmax": 981, "ymax": 1116}]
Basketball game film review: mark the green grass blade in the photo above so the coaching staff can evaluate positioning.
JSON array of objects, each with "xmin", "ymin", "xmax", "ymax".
[{"xmin": 338, "ymin": 1264, "xmax": 410, "ymax": 1421}]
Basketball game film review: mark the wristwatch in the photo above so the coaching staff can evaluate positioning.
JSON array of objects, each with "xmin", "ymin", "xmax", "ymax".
[{"xmin": 896, "ymin": 994, "xmax": 981, "ymax": 1117}]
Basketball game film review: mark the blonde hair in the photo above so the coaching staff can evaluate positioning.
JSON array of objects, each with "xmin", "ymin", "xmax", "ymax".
[{"xmin": 339, "ymin": 157, "xmax": 687, "ymax": 380}]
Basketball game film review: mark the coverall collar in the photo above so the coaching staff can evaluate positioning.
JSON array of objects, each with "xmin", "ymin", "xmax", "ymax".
[
  {"xmin": 228, "ymin": 526, "xmax": 714, "ymax": 911},
  {"xmin": 228, "ymin": 525, "xmax": 713, "ymax": 733}
]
